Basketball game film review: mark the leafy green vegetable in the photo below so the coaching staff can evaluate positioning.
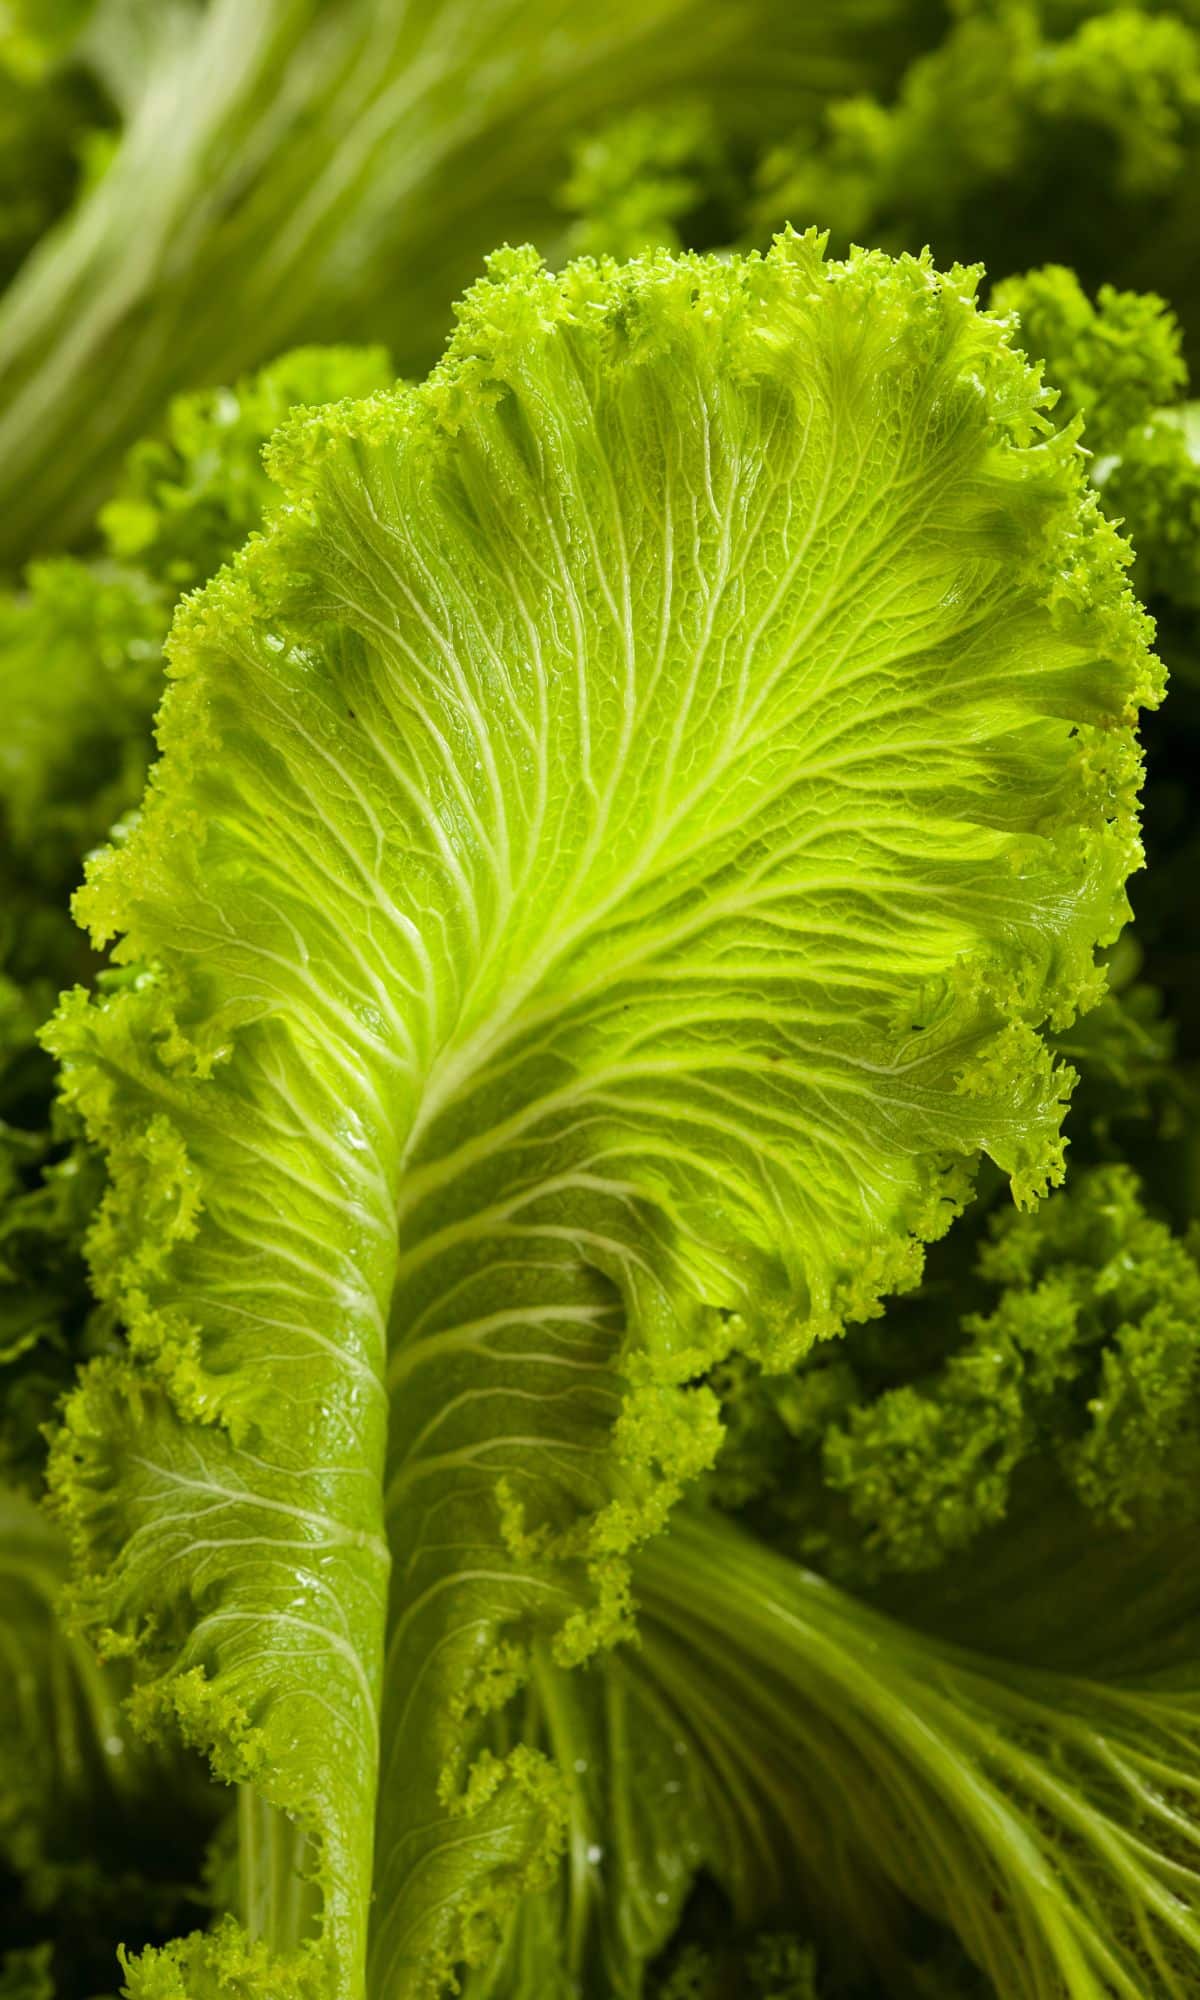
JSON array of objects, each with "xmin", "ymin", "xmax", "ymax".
[
  {"xmin": 0, "ymin": 339, "xmax": 399, "ymax": 1995},
  {"xmin": 0, "ymin": 559, "xmax": 164, "ymax": 885},
  {"xmin": 991, "ymin": 254, "xmax": 1200, "ymax": 1097},
  {"xmin": 0, "ymin": 344, "xmax": 397, "ymax": 1501},
  {"xmin": 450, "ymin": 1499, "xmax": 1200, "ymax": 1999},
  {"xmin": 8, "ymin": 7, "xmax": 1200, "ymax": 1985},
  {"xmin": 993, "ymin": 264, "xmax": 1187, "ymax": 454},
  {"xmin": 558, "ymin": 104, "xmax": 735, "ymax": 262},
  {"xmin": 97, "ymin": 345, "xmax": 395, "ymax": 597},
  {"xmin": 726, "ymin": 1164, "xmax": 1200, "ymax": 1585},
  {"xmin": 0, "ymin": 1111, "xmax": 100, "ymax": 1498},
  {"xmin": 41, "ymin": 234, "xmax": 1156, "ymax": 1995},
  {"xmin": 634, "ymin": 1508, "xmax": 1200, "ymax": 2000},
  {"xmin": 749, "ymin": 2, "xmax": 1200, "ymax": 352},
  {"xmin": 0, "ymin": 344, "xmax": 395, "ymax": 881},
  {"xmin": 993, "ymin": 264, "xmax": 1200, "ymax": 611}
]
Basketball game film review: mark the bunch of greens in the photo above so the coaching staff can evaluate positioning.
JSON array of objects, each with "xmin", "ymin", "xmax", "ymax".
[{"xmin": 3, "ymin": 4, "xmax": 1200, "ymax": 1999}]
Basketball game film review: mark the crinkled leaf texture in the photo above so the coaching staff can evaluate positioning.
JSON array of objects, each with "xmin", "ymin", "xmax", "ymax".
[{"xmin": 46, "ymin": 236, "xmax": 1155, "ymax": 1997}]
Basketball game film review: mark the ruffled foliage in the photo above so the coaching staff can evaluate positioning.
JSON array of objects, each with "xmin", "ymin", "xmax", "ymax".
[
  {"xmin": 41, "ymin": 237, "xmax": 1157, "ymax": 1994},
  {"xmin": 8, "ymin": 10, "xmax": 1200, "ymax": 1994},
  {"xmin": 716, "ymin": 1165, "xmax": 1200, "ymax": 1585},
  {"xmin": 0, "ymin": 342, "xmax": 396, "ymax": 1997}
]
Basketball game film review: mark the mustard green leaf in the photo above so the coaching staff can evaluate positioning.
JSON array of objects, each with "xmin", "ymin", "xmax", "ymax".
[{"xmin": 47, "ymin": 237, "xmax": 1155, "ymax": 1996}]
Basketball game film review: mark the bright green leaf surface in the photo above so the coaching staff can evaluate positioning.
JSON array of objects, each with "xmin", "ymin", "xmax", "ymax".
[
  {"xmin": 0, "ymin": 343, "xmax": 398, "ymax": 1529},
  {"xmin": 47, "ymin": 238, "xmax": 1155, "ymax": 1995}
]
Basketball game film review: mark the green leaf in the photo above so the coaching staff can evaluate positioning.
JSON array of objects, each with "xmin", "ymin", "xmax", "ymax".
[
  {"xmin": 459, "ymin": 1643, "xmax": 712, "ymax": 1998},
  {"xmin": 634, "ymin": 1506, "xmax": 1200, "ymax": 1998},
  {"xmin": 47, "ymin": 237, "xmax": 1155, "ymax": 1995},
  {"xmin": 0, "ymin": 347, "xmax": 398, "ymax": 901},
  {"xmin": 754, "ymin": 3, "xmax": 1200, "ymax": 236},
  {"xmin": 558, "ymin": 103, "xmax": 733, "ymax": 261},
  {"xmin": 0, "ymin": 1484, "xmax": 122, "ymax": 1889},
  {"xmin": 992, "ymin": 264, "xmax": 1187, "ymax": 456},
  {"xmin": 822, "ymin": 1164, "xmax": 1200, "ymax": 1575},
  {"xmin": 0, "ymin": 345, "xmax": 400, "ymax": 1512},
  {"xmin": 97, "ymin": 347, "xmax": 395, "ymax": 597},
  {"xmin": 117, "ymin": 1916, "xmax": 326, "ymax": 2000},
  {"xmin": 0, "ymin": 560, "xmax": 165, "ymax": 889}
]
